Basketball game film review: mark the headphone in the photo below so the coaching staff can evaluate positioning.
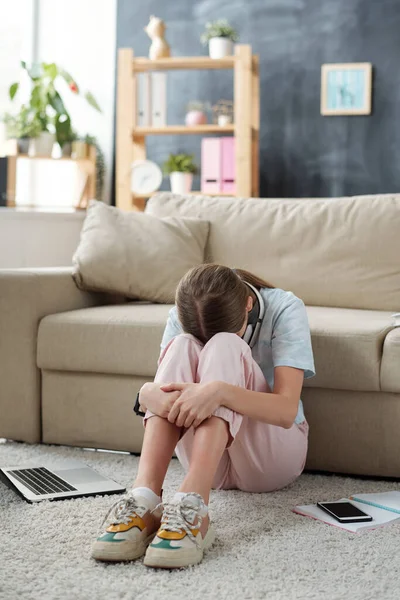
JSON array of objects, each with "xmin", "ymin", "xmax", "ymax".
[{"xmin": 239, "ymin": 279, "xmax": 265, "ymax": 348}]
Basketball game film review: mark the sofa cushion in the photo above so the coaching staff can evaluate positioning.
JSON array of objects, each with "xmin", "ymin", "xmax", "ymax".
[
  {"xmin": 37, "ymin": 303, "xmax": 172, "ymax": 377},
  {"xmin": 304, "ymin": 306, "xmax": 394, "ymax": 392},
  {"xmin": 72, "ymin": 200, "xmax": 210, "ymax": 303},
  {"xmin": 38, "ymin": 303, "xmax": 395, "ymax": 392},
  {"xmin": 381, "ymin": 327, "xmax": 400, "ymax": 393},
  {"xmin": 146, "ymin": 192, "xmax": 400, "ymax": 311}
]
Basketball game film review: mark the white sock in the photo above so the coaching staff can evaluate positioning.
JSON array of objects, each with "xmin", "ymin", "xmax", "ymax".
[{"xmin": 131, "ymin": 486, "xmax": 161, "ymax": 509}]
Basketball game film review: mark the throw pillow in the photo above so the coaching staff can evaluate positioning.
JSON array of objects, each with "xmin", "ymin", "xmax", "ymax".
[{"xmin": 72, "ymin": 200, "xmax": 210, "ymax": 303}]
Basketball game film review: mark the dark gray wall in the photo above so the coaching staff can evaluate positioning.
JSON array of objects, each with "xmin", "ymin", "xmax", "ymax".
[{"xmin": 116, "ymin": 0, "xmax": 400, "ymax": 198}]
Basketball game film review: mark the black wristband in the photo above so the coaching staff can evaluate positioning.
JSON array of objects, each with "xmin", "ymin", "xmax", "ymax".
[{"xmin": 133, "ymin": 392, "xmax": 146, "ymax": 417}]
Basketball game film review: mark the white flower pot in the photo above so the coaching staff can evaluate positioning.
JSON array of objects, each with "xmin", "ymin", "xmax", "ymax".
[
  {"xmin": 217, "ymin": 114, "xmax": 232, "ymax": 126},
  {"xmin": 29, "ymin": 132, "xmax": 55, "ymax": 157},
  {"xmin": 170, "ymin": 172, "xmax": 193, "ymax": 194},
  {"xmin": 209, "ymin": 37, "xmax": 234, "ymax": 59}
]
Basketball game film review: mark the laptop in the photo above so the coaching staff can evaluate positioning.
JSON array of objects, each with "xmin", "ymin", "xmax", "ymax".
[{"xmin": 0, "ymin": 458, "xmax": 126, "ymax": 503}]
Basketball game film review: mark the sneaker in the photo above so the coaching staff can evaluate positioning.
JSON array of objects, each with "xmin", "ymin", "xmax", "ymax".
[
  {"xmin": 91, "ymin": 489, "xmax": 162, "ymax": 562},
  {"xmin": 143, "ymin": 492, "xmax": 215, "ymax": 569}
]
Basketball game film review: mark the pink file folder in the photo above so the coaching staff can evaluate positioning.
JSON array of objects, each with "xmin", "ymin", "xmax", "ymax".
[
  {"xmin": 221, "ymin": 137, "xmax": 235, "ymax": 194},
  {"xmin": 201, "ymin": 138, "xmax": 221, "ymax": 194}
]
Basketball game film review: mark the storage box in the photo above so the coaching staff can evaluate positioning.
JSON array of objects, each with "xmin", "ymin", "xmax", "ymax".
[{"xmin": 201, "ymin": 137, "xmax": 235, "ymax": 194}]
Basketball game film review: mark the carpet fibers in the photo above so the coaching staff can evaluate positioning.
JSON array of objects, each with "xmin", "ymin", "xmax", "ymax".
[{"xmin": 0, "ymin": 441, "xmax": 399, "ymax": 600}]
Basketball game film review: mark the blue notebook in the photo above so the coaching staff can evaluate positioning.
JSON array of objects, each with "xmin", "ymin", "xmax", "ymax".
[{"xmin": 350, "ymin": 491, "xmax": 400, "ymax": 515}]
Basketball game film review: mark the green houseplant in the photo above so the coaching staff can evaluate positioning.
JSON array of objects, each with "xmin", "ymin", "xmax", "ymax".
[
  {"xmin": 55, "ymin": 115, "xmax": 77, "ymax": 157},
  {"xmin": 84, "ymin": 135, "xmax": 106, "ymax": 200},
  {"xmin": 200, "ymin": 19, "xmax": 239, "ymax": 58},
  {"xmin": 9, "ymin": 61, "xmax": 101, "ymax": 156},
  {"xmin": 162, "ymin": 153, "xmax": 198, "ymax": 194},
  {"xmin": 3, "ymin": 105, "xmax": 41, "ymax": 154}
]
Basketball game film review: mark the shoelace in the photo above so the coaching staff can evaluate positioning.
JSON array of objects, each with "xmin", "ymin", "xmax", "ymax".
[
  {"xmin": 152, "ymin": 494, "xmax": 205, "ymax": 549},
  {"xmin": 101, "ymin": 493, "xmax": 147, "ymax": 528}
]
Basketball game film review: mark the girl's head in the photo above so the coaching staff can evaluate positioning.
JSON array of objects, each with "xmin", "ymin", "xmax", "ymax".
[{"xmin": 175, "ymin": 264, "xmax": 273, "ymax": 344}]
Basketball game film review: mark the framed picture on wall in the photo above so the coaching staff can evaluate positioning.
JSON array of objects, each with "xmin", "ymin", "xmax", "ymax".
[{"xmin": 321, "ymin": 63, "xmax": 372, "ymax": 116}]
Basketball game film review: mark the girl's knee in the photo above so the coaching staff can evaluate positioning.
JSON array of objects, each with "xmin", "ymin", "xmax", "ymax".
[
  {"xmin": 203, "ymin": 332, "xmax": 249, "ymax": 355},
  {"xmin": 171, "ymin": 333, "xmax": 204, "ymax": 348},
  {"xmin": 160, "ymin": 333, "xmax": 203, "ymax": 362},
  {"xmin": 205, "ymin": 332, "xmax": 242, "ymax": 346}
]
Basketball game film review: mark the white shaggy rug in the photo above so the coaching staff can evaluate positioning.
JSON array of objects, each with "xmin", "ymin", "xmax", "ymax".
[{"xmin": 1, "ymin": 440, "xmax": 399, "ymax": 600}]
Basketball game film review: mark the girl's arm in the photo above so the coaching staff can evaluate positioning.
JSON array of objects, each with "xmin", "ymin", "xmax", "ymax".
[{"xmin": 218, "ymin": 366, "xmax": 304, "ymax": 429}]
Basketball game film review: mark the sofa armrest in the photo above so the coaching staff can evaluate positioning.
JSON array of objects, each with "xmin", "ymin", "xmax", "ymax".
[{"xmin": 0, "ymin": 267, "xmax": 104, "ymax": 443}]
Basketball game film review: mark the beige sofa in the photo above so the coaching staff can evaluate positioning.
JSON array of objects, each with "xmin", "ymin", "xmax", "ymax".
[{"xmin": 1, "ymin": 192, "xmax": 400, "ymax": 477}]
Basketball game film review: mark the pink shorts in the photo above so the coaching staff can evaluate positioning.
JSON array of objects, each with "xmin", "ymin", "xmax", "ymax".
[{"xmin": 144, "ymin": 332, "xmax": 308, "ymax": 493}]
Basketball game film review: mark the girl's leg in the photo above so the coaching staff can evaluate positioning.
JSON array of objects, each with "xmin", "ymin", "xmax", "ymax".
[
  {"xmin": 133, "ymin": 416, "xmax": 182, "ymax": 496},
  {"xmin": 133, "ymin": 333, "xmax": 203, "ymax": 495},
  {"xmin": 175, "ymin": 332, "xmax": 308, "ymax": 493},
  {"xmin": 174, "ymin": 331, "xmax": 263, "ymax": 490},
  {"xmin": 178, "ymin": 415, "xmax": 229, "ymax": 504}
]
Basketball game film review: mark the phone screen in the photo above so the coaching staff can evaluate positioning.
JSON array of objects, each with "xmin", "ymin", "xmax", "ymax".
[{"xmin": 318, "ymin": 501, "xmax": 372, "ymax": 521}]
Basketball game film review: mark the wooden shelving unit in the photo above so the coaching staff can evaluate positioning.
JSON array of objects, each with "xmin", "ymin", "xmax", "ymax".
[
  {"xmin": 6, "ymin": 145, "xmax": 96, "ymax": 209},
  {"xmin": 116, "ymin": 46, "xmax": 259, "ymax": 211},
  {"xmin": 132, "ymin": 56, "xmax": 236, "ymax": 72},
  {"xmin": 133, "ymin": 125, "xmax": 235, "ymax": 136}
]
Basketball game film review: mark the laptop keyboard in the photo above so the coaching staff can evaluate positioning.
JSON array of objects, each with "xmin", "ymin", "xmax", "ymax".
[{"xmin": 8, "ymin": 467, "xmax": 78, "ymax": 496}]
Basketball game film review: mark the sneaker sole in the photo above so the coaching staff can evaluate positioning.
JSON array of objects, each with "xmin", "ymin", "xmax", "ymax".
[
  {"xmin": 143, "ymin": 525, "xmax": 215, "ymax": 569},
  {"xmin": 91, "ymin": 531, "xmax": 156, "ymax": 562}
]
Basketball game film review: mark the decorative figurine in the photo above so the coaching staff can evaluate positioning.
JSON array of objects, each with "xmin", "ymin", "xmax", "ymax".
[{"xmin": 144, "ymin": 16, "xmax": 171, "ymax": 60}]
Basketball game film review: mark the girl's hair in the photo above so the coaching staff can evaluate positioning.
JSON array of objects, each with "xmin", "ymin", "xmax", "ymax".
[{"xmin": 175, "ymin": 264, "xmax": 273, "ymax": 344}]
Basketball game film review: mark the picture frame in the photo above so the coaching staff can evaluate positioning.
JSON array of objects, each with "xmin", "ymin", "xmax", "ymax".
[{"xmin": 320, "ymin": 63, "xmax": 372, "ymax": 116}]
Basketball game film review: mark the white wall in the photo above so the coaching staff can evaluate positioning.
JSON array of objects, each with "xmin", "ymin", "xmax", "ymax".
[
  {"xmin": 0, "ymin": 0, "xmax": 35, "ymax": 150},
  {"xmin": 36, "ymin": 0, "xmax": 117, "ymax": 204},
  {"xmin": 4, "ymin": 0, "xmax": 117, "ymax": 207},
  {"xmin": 0, "ymin": 0, "xmax": 117, "ymax": 267}
]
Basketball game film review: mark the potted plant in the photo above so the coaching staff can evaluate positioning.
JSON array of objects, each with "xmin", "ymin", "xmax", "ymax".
[
  {"xmin": 55, "ymin": 114, "xmax": 77, "ymax": 157},
  {"xmin": 200, "ymin": 19, "xmax": 239, "ymax": 59},
  {"xmin": 9, "ymin": 61, "xmax": 101, "ymax": 157},
  {"xmin": 185, "ymin": 101, "xmax": 211, "ymax": 126},
  {"xmin": 3, "ymin": 105, "xmax": 41, "ymax": 154},
  {"xmin": 162, "ymin": 153, "xmax": 198, "ymax": 194}
]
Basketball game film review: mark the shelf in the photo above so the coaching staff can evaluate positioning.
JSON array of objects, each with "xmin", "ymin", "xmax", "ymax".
[
  {"xmin": 133, "ymin": 125, "xmax": 234, "ymax": 137},
  {"xmin": 117, "ymin": 45, "xmax": 259, "ymax": 210},
  {"xmin": 133, "ymin": 190, "xmax": 236, "ymax": 199},
  {"xmin": 10, "ymin": 154, "xmax": 93, "ymax": 163},
  {"xmin": 132, "ymin": 56, "xmax": 235, "ymax": 72}
]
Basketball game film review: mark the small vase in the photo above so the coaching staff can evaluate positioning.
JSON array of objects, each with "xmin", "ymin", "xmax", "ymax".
[
  {"xmin": 61, "ymin": 142, "xmax": 72, "ymax": 157},
  {"xmin": 185, "ymin": 110, "xmax": 207, "ymax": 126},
  {"xmin": 17, "ymin": 137, "xmax": 30, "ymax": 155},
  {"xmin": 72, "ymin": 141, "xmax": 89, "ymax": 159},
  {"xmin": 170, "ymin": 172, "xmax": 193, "ymax": 194},
  {"xmin": 29, "ymin": 132, "xmax": 55, "ymax": 157},
  {"xmin": 209, "ymin": 37, "xmax": 234, "ymax": 59}
]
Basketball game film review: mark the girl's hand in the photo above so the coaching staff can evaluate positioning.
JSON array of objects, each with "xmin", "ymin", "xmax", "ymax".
[
  {"xmin": 139, "ymin": 382, "xmax": 181, "ymax": 419},
  {"xmin": 160, "ymin": 381, "xmax": 222, "ymax": 429}
]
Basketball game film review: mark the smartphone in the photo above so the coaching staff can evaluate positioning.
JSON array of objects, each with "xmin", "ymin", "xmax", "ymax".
[{"xmin": 317, "ymin": 501, "xmax": 373, "ymax": 523}]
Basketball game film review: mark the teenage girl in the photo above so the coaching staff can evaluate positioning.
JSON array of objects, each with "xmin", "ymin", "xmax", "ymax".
[{"xmin": 91, "ymin": 264, "xmax": 315, "ymax": 569}]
